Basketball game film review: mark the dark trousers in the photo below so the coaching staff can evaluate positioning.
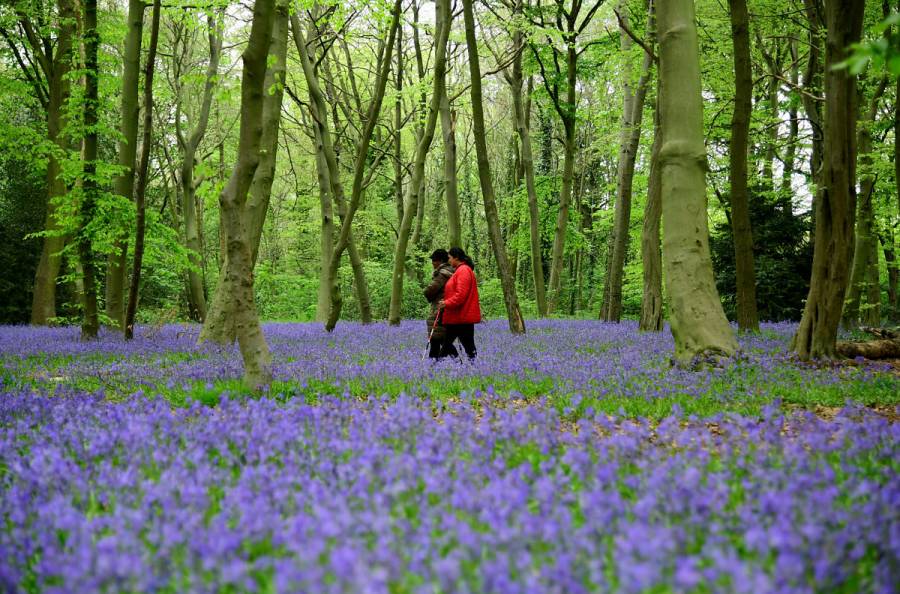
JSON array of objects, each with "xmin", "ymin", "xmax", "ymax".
[
  {"xmin": 440, "ymin": 323, "xmax": 476, "ymax": 359},
  {"xmin": 429, "ymin": 336, "xmax": 457, "ymax": 359}
]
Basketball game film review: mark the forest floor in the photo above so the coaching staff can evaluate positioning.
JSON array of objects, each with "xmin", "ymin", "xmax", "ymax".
[{"xmin": 1, "ymin": 320, "xmax": 898, "ymax": 592}]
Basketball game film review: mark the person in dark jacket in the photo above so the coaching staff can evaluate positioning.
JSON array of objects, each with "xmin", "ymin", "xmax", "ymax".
[
  {"xmin": 423, "ymin": 249, "xmax": 458, "ymax": 359},
  {"xmin": 437, "ymin": 247, "xmax": 481, "ymax": 360}
]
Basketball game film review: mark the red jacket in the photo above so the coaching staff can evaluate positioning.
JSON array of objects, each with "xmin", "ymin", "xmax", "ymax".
[{"xmin": 442, "ymin": 263, "xmax": 481, "ymax": 324}]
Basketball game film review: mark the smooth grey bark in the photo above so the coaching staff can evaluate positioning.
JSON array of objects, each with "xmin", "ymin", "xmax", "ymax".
[
  {"xmin": 639, "ymin": 104, "xmax": 663, "ymax": 332},
  {"xmin": 199, "ymin": 0, "xmax": 275, "ymax": 388},
  {"xmin": 106, "ymin": 0, "xmax": 145, "ymax": 330},
  {"xmin": 601, "ymin": 4, "xmax": 654, "ymax": 323},
  {"xmin": 394, "ymin": 24, "xmax": 404, "ymax": 227},
  {"xmin": 792, "ymin": 0, "xmax": 865, "ymax": 360},
  {"xmin": 203, "ymin": 4, "xmax": 287, "ymax": 345},
  {"xmin": 314, "ymin": 147, "xmax": 335, "ymax": 322},
  {"xmin": 657, "ymin": 0, "xmax": 737, "ymax": 363},
  {"xmin": 801, "ymin": 0, "xmax": 824, "ymax": 201},
  {"xmin": 727, "ymin": 0, "xmax": 759, "ymax": 332},
  {"xmin": 173, "ymin": 14, "xmax": 223, "ymax": 322},
  {"xmin": 79, "ymin": 0, "xmax": 100, "ymax": 339},
  {"xmin": 463, "ymin": 0, "xmax": 526, "ymax": 334},
  {"xmin": 24, "ymin": 0, "xmax": 76, "ymax": 325},
  {"xmin": 387, "ymin": 0, "xmax": 450, "ymax": 325},
  {"xmin": 124, "ymin": 0, "xmax": 160, "ymax": 340},
  {"xmin": 440, "ymin": 73, "xmax": 462, "ymax": 247}
]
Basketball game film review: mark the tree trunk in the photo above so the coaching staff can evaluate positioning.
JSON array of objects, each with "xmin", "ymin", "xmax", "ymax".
[
  {"xmin": 836, "ymin": 338, "xmax": 900, "ymax": 359},
  {"xmin": 203, "ymin": 4, "xmax": 286, "ymax": 343},
  {"xmin": 801, "ymin": 0, "xmax": 825, "ymax": 207},
  {"xmin": 657, "ymin": 0, "xmax": 737, "ymax": 364},
  {"xmin": 883, "ymin": 232, "xmax": 898, "ymax": 312},
  {"xmin": 463, "ymin": 0, "xmax": 525, "ymax": 334},
  {"xmin": 394, "ymin": 24, "xmax": 404, "ymax": 227},
  {"xmin": 547, "ymin": 45, "xmax": 577, "ymax": 314},
  {"xmin": 509, "ymin": 38, "xmax": 547, "ymax": 316},
  {"xmin": 106, "ymin": 0, "xmax": 145, "ymax": 330},
  {"xmin": 387, "ymin": 0, "xmax": 450, "ymax": 325},
  {"xmin": 792, "ymin": 0, "xmax": 865, "ymax": 360},
  {"xmin": 639, "ymin": 104, "xmax": 663, "ymax": 332},
  {"xmin": 440, "ymin": 76, "xmax": 461, "ymax": 247},
  {"xmin": 601, "ymin": 4, "xmax": 653, "ymax": 322},
  {"xmin": 30, "ymin": 0, "xmax": 76, "ymax": 325},
  {"xmin": 199, "ymin": 0, "xmax": 276, "ymax": 388},
  {"xmin": 780, "ymin": 38, "xmax": 800, "ymax": 210},
  {"xmin": 845, "ymin": 78, "xmax": 887, "ymax": 327},
  {"xmin": 315, "ymin": 149, "xmax": 335, "ymax": 322},
  {"xmin": 179, "ymin": 15, "xmax": 223, "ymax": 322},
  {"xmin": 79, "ymin": 0, "xmax": 100, "ymax": 340},
  {"xmin": 124, "ymin": 0, "xmax": 160, "ymax": 340},
  {"xmin": 315, "ymin": 0, "xmax": 400, "ymax": 331},
  {"xmin": 727, "ymin": 0, "xmax": 759, "ymax": 332}
]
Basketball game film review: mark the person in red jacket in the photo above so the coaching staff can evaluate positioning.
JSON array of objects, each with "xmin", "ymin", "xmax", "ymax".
[{"xmin": 437, "ymin": 247, "xmax": 481, "ymax": 360}]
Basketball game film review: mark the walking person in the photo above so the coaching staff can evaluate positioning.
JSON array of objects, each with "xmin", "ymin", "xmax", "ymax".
[
  {"xmin": 438, "ymin": 247, "xmax": 481, "ymax": 360},
  {"xmin": 423, "ymin": 249, "xmax": 458, "ymax": 359}
]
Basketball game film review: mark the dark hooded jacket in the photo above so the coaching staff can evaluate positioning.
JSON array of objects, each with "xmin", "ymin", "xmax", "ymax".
[{"xmin": 423, "ymin": 262, "xmax": 455, "ymax": 339}]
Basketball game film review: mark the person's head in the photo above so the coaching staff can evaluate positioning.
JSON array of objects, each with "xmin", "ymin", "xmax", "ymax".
[
  {"xmin": 448, "ymin": 247, "xmax": 475, "ymax": 269},
  {"xmin": 430, "ymin": 249, "xmax": 449, "ymax": 269}
]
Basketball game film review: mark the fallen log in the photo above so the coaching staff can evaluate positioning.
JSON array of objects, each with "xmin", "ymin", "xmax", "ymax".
[{"xmin": 836, "ymin": 338, "xmax": 900, "ymax": 360}]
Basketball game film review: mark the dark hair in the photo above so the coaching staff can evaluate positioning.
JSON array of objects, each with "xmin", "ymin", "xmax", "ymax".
[
  {"xmin": 448, "ymin": 246, "xmax": 475, "ymax": 269},
  {"xmin": 430, "ymin": 249, "xmax": 449, "ymax": 263}
]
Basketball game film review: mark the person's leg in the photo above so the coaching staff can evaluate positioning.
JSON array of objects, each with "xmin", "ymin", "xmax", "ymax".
[
  {"xmin": 440, "ymin": 325, "xmax": 461, "ymax": 358},
  {"xmin": 428, "ymin": 337, "xmax": 442, "ymax": 358},
  {"xmin": 457, "ymin": 324, "xmax": 477, "ymax": 359}
]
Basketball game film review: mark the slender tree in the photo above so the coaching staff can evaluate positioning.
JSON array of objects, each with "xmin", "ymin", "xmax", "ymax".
[
  {"xmin": 792, "ymin": 0, "xmax": 865, "ymax": 360},
  {"xmin": 502, "ymin": 0, "xmax": 547, "ymax": 316},
  {"xmin": 106, "ymin": 0, "xmax": 146, "ymax": 330},
  {"xmin": 656, "ymin": 0, "xmax": 737, "ymax": 363},
  {"xmin": 639, "ymin": 104, "xmax": 663, "ymax": 332},
  {"xmin": 530, "ymin": 0, "xmax": 605, "ymax": 314},
  {"xmin": 124, "ymin": 0, "xmax": 161, "ymax": 340},
  {"xmin": 463, "ymin": 0, "xmax": 525, "ymax": 334},
  {"xmin": 601, "ymin": 1, "xmax": 654, "ymax": 322},
  {"xmin": 172, "ymin": 14, "xmax": 224, "ymax": 322},
  {"xmin": 79, "ymin": 0, "xmax": 100, "ymax": 339},
  {"xmin": 727, "ymin": 0, "xmax": 759, "ymax": 332}
]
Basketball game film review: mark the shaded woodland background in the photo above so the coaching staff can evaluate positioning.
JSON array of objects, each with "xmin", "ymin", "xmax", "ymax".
[{"xmin": 0, "ymin": 0, "xmax": 896, "ymax": 329}]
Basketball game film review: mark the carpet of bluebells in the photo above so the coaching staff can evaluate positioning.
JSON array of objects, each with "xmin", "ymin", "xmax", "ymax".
[{"xmin": 1, "ymin": 320, "xmax": 899, "ymax": 593}]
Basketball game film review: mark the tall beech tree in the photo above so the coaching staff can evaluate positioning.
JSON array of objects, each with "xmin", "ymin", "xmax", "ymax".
[
  {"xmin": 508, "ymin": 18, "xmax": 547, "ymax": 316},
  {"xmin": 656, "ymin": 0, "xmax": 737, "ymax": 363},
  {"xmin": 198, "ymin": 0, "xmax": 277, "ymax": 388},
  {"xmin": 792, "ymin": 0, "xmax": 865, "ymax": 360},
  {"xmin": 639, "ymin": 104, "xmax": 662, "ymax": 332},
  {"xmin": 202, "ymin": 1, "xmax": 287, "ymax": 347},
  {"xmin": 171, "ymin": 13, "xmax": 224, "ymax": 323},
  {"xmin": 124, "ymin": 0, "xmax": 161, "ymax": 340},
  {"xmin": 79, "ymin": 0, "xmax": 100, "ymax": 339},
  {"xmin": 106, "ymin": 0, "xmax": 146, "ymax": 330},
  {"xmin": 388, "ymin": 0, "xmax": 451, "ymax": 325},
  {"xmin": 463, "ymin": 0, "xmax": 525, "ymax": 334},
  {"xmin": 726, "ymin": 0, "xmax": 759, "ymax": 332},
  {"xmin": 322, "ymin": 0, "xmax": 402, "ymax": 331},
  {"xmin": 600, "ymin": 2, "xmax": 654, "ymax": 323},
  {"xmin": 4, "ymin": 0, "xmax": 78, "ymax": 325},
  {"xmin": 530, "ymin": 0, "xmax": 605, "ymax": 314}
]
